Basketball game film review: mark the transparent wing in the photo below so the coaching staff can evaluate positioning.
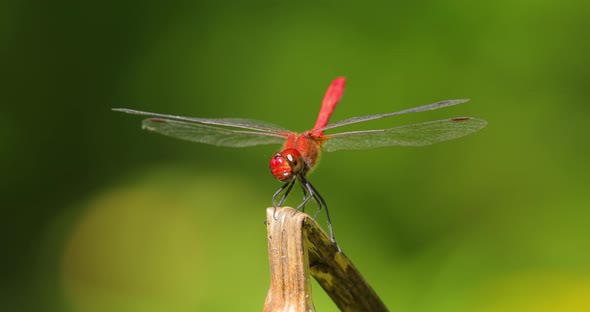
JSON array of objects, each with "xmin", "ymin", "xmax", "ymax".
[
  {"xmin": 321, "ymin": 99, "xmax": 469, "ymax": 130},
  {"xmin": 113, "ymin": 108, "xmax": 290, "ymax": 133},
  {"xmin": 140, "ymin": 118, "xmax": 287, "ymax": 147},
  {"xmin": 322, "ymin": 117, "xmax": 487, "ymax": 152}
]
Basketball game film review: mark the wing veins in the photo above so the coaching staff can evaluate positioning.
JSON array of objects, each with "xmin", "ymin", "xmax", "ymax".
[
  {"xmin": 141, "ymin": 118, "xmax": 287, "ymax": 147},
  {"xmin": 323, "ymin": 117, "xmax": 487, "ymax": 151}
]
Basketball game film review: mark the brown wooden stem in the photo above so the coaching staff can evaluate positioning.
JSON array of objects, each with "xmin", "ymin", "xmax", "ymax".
[{"xmin": 264, "ymin": 207, "xmax": 388, "ymax": 312}]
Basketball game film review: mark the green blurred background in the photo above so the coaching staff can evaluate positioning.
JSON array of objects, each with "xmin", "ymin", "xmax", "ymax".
[{"xmin": 2, "ymin": 1, "xmax": 589, "ymax": 311}]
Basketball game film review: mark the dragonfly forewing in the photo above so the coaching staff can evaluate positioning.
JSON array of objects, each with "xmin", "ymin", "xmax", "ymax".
[
  {"xmin": 113, "ymin": 108, "xmax": 290, "ymax": 133},
  {"xmin": 321, "ymin": 99, "xmax": 470, "ymax": 131}
]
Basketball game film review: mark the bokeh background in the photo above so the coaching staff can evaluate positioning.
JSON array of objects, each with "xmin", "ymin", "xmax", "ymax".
[{"xmin": 2, "ymin": 1, "xmax": 589, "ymax": 311}]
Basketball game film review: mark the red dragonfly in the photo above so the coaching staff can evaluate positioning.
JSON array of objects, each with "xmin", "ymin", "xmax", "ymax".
[{"xmin": 114, "ymin": 77, "xmax": 486, "ymax": 244}]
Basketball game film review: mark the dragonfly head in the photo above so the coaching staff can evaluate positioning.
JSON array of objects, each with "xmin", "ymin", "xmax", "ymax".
[{"xmin": 270, "ymin": 148, "xmax": 304, "ymax": 182}]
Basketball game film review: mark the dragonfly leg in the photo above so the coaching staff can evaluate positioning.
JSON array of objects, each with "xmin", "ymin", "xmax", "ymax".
[
  {"xmin": 298, "ymin": 182, "xmax": 310, "ymax": 213},
  {"xmin": 295, "ymin": 189, "xmax": 314, "ymax": 212},
  {"xmin": 275, "ymin": 180, "xmax": 296, "ymax": 207},
  {"xmin": 300, "ymin": 177, "xmax": 339, "ymax": 250},
  {"xmin": 272, "ymin": 180, "xmax": 296, "ymax": 220}
]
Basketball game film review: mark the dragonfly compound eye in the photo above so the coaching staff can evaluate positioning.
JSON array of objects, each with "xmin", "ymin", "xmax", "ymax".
[
  {"xmin": 270, "ymin": 152, "xmax": 294, "ymax": 182},
  {"xmin": 269, "ymin": 148, "xmax": 304, "ymax": 182},
  {"xmin": 282, "ymin": 148, "xmax": 304, "ymax": 175}
]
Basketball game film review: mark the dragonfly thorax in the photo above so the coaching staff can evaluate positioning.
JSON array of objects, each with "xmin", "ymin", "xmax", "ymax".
[{"xmin": 269, "ymin": 148, "xmax": 305, "ymax": 182}]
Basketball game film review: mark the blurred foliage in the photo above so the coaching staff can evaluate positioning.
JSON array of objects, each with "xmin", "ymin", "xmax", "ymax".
[{"xmin": 2, "ymin": 0, "xmax": 589, "ymax": 311}]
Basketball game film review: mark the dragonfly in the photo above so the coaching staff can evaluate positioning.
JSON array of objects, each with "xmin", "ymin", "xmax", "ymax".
[{"xmin": 113, "ymin": 77, "xmax": 487, "ymax": 247}]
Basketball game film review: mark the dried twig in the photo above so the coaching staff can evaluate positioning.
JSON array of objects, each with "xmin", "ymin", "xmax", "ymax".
[{"xmin": 264, "ymin": 207, "xmax": 388, "ymax": 312}]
